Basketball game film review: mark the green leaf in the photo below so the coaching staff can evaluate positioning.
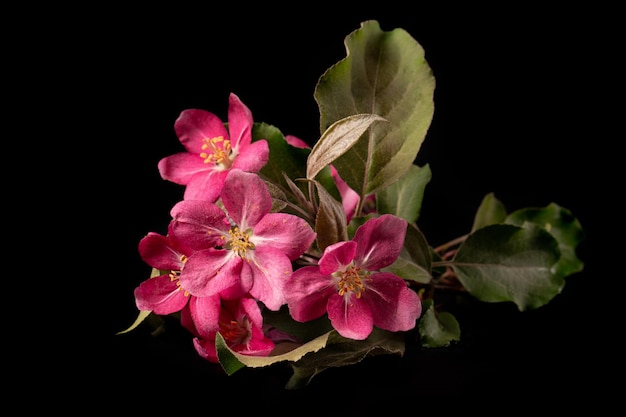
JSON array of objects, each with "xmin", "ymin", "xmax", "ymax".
[
  {"xmin": 505, "ymin": 202, "xmax": 585, "ymax": 279},
  {"xmin": 418, "ymin": 300, "xmax": 461, "ymax": 348},
  {"xmin": 216, "ymin": 330, "xmax": 334, "ymax": 376},
  {"xmin": 215, "ymin": 333, "xmax": 246, "ymax": 375},
  {"xmin": 452, "ymin": 224, "xmax": 562, "ymax": 311},
  {"xmin": 255, "ymin": 122, "xmax": 309, "ymax": 193},
  {"xmin": 116, "ymin": 309, "xmax": 151, "ymax": 335},
  {"xmin": 376, "ymin": 163, "xmax": 431, "ymax": 223},
  {"xmin": 286, "ymin": 328, "xmax": 406, "ymax": 389},
  {"xmin": 306, "ymin": 113, "xmax": 386, "ymax": 180},
  {"xmin": 472, "ymin": 192, "xmax": 507, "ymax": 232},
  {"xmin": 263, "ymin": 306, "xmax": 334, "ymax": 343},
  {"xmin": 117, "ymin": 267, "xmax": 162, "ymax": 335},
  {"xmin": 383, "ymin": 222, "xmax": 432, "ymax": 284},
  {"xmin": 264, "ymin": 179, "xmax": 288, "ymax": 213},
  {"xmin": 315, "ymin": 20, "xmax": 435, "ymax": 199}
]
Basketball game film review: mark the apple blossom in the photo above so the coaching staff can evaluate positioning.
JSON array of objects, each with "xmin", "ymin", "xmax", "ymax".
[
  {"xmin": 170, "ymin": 169, "xmax": 317, "ymax": 311},
  {"xmin": 133, "ymin": 227, "xmax": 222, "ymax": 335},
  {"xmin": 158, "ymin": 93, "xmax": 269, "ymax": 202},
  {"xmin": 284, "ymin": 214, "xmax": 422, "ymax": 340},
  {"xmin": 183, "ymin": 296, "xmax": 275, "ymax": 363}
]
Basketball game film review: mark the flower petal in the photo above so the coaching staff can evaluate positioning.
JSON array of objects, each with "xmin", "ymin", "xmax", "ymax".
[
  {"xmin": 157, "ymin": 152, "xmax": 208, "ymax": 185},
  {"xmin": 331, "ymin": 165, "xmax": 360, "ymax": 223},
  {"xmin": 353, "ymin": 214, "xmax": 407, "ymax": 270},
  {"xmin": 284, "ymin": 266, "xmax": 335, "ymax": 322},
  {"xmin": 318, "ymin": 241, "xmax": 357, "ymax": 275},
  {"xmin": 221, "ymin": 169, "xmax": 272, "ymax": 228},
  {"xmin": 193, "ymin": 336, "xmax": 218, "ymax": 362},
  {"xmin": 230, "ymin": 297, "xmax": 274, "ymax": 356},
  {"xmin": 243, "ymin": 328, "xmax": 275, "ymax": 357},
  {"xmin": 180, "ymin": 304, "xmax": 196, "ymax": 335},
  {"xmin": 134, "ymin": 274, "xmax": 188, "ymax": 315},
  {"xmin": 170, "ymin": 200, "xmax": 229, "ymax": 252},
  {"xmin": 174, "ymin": 108, "xmax": 229, "ymax": 153},
  {"xmin": 239, "ymin": 296, "xmax": 264, "ymax": 325},
  {"xmin": 364, "ymin": 272, "xmax": 422, "ymax": 332},
  {"xmin": 188, "ymin": 294, "xmax": 222, "ymax": 337},
  {"xmin": 183, "ymin": 169, "xmax": 228, "ymax": 202},
  {"xmin": 179, "ymin": 249, "xmax": 243, "ymax": 297},
  {"xmin": 226, "ymin": 93, "xmax": 253, "ymax": 149},
  {"xmin": 327, "ymin": 293, "xmax": 374, "ymax": 340},
  {"xmin": 253, "ymin": 213, "xmax": 317, "ymax": 260},
  {"xmin": 245, "ymin": 246, "xmax": 293, "ymax": 311},
  {"xmin": 231, "ymin": 139, "xmax": 269, "ymax": 173},
  {"xmin": 138, "ymin": 232, "xmax": 184, "ymax": 271},
  {"xmin": 285, "ymin": 135, "xmax": 310, "ymax": 149}
]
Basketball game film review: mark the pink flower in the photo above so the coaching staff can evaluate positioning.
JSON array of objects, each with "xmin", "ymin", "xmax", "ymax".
[
  {"xmin": 182, "ymin": 296, "xmax": 275, "ymax": 363},
  {"xmin": 134, "ymin": 227, "xmax": 193, "ymax": 314},
  {"xmin": 133, "ymin": 227, "xmax": 222, "ymax": 336},
  {"xmin": 158, "ymin": 93, "xmax": 270, "ymax": 202},
  {"xmin": 284, "ymin": 214, "xmax": 422, "ymax": 340},
  {"xmin": 171, "ymin": 169, "xmax": 317, "ymax": 311}
]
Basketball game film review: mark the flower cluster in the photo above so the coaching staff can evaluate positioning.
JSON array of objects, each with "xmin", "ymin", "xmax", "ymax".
[
  {"xmin": 121, "ymin": 21, "xmax": 584, "ymax": 389},
  {"xmin": 131, "ymin": 92, "xmax": 422, "ymax": 362}
]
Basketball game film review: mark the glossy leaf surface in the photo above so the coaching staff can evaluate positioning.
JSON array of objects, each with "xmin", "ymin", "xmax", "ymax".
[
  {"xmin": 315, "ymin": 20, "xmax": 435, "ymax": 199},
  {"xmin": 452, "ymin": 224, "xmax": 562, "ymax": 311}
]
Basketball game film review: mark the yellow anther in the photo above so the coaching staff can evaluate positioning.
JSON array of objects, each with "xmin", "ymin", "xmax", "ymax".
[
  {"xmin": 164, "ymin": 255, "xmax": 190, "ymax": 296},
  {"xmin": 167, "ymin": 270, "xmax": 190, "ymax": 297},
  {"xmin": 200, "ymin": 136, "xmax": 233, "ymax": 168},
  {"xmin": 336, "ymin": 264, "xmax": 369, "ymax": 299},
  {"xmin": 225, "ymin": 226, "xmax": 255, "ymax": 258}
]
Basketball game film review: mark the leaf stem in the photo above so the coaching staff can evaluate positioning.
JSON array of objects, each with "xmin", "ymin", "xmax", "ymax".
[{"xmin": 433, "ymin": 234, "xmax": 469, "ymax": 255}]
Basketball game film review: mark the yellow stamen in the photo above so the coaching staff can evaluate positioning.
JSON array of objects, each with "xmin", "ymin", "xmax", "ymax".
[
  {"xmin": 225, "ymin": 226, "xmax": 255, "ymax": 258},
  {"xmin": 200, "ymin": 136, "xmax": 233, "ymax": 169},
  {"xmin": 335, "ymin": 264, "xmax": 369, "ymax": 299},
  {"xmin": 167, "ymin": 254, "xmax": 190, "ymax": 297}
]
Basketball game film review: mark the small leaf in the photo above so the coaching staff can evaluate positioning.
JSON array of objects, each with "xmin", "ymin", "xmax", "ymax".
[
  {"xmin": 418, "ymin": 300, "xmax": 461, "ymax": 348},
  {"xmin": 116, "ymin": 309, "xmax": 151, "ymax": 335},
  {"xmin": 377, "ymin": 163, "xmax": 431, "ymax": 223},
  {"xmin": 286, "ymin": 328, "xmax": 406, "ymax": 389},
  {"xmin": 306, "ymin": 114, "xmax": 386, "ymax": 180},
  {"xmin": 255, "ymin": 122, "xmax": 309, "ymax": 192},
  {"xmin": 280, "ymin": 174, "xmax": 315, "ymax": 222},
  {"xmin": 472, "ymin": 192, "xmax": 507, "ymax": 231},
  {"xmin": 215, "ymin": 333, "xmax": 246, "ymax": 375},
  {"xmin": 505, "ymin": 202, "xmax": 585, "ymax": 279},
  {"xmin": 452, "ymin": 224, "xmax": 562, "ymax": 311},
  {"xmin": 264, "ymin": 180, "xmax": 288, "ymax": 212},
  {"xmin": 216, "ymin": 330, "xmax": 334, "ymax": 376},
  {"xmin": 117, "ymin": 267, "xmax": 161, "ymax": 335}
]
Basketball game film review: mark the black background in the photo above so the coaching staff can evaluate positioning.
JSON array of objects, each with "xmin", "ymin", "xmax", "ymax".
[{"xmin": 30, "ymin": 4, "xmax": 614, "ymax": 413}]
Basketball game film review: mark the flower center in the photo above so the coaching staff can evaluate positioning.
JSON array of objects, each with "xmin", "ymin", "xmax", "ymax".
[
  {"xmin": 220, "ymin": 315, "xmax": 251, "ymax": 346},
  {"xmin": 335, "ymin": 264, "xmax": 369, "ymax": 299},
  {"xmin": 225, "ymin": 226, "xmax": 255, "ymax": 258},
  {"xmin": 200, "ymin": 136, "xmax": 233, "ymax": 169},
  {"xmin": 169, "ymin": 254, "xmax": 190, "ymax": 296}
]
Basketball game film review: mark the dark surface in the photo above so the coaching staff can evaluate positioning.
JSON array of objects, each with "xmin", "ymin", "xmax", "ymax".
[{"xmin": 36, "ymin": 5, "xmax": 614, "ymax": 412}]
